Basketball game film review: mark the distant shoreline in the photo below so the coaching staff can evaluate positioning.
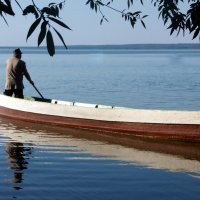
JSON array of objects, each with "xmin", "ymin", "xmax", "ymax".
[{"xmin": 1, "ymin": 43, "xmax": 200, "ymax": 50}]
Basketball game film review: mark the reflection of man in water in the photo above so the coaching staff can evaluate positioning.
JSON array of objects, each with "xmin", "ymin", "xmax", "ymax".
[{"xmin": 5, "ymin": 142, "xmax": 32, "ymax": 189}]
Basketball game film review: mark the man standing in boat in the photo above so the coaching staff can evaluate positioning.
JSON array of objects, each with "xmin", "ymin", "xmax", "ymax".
[{"xmin": 4, "ymin": 48, "xmax": 34, "ymax": 98}]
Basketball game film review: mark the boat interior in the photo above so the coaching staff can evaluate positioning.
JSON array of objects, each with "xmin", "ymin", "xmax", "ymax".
[{"xmin": 26, "ymin": 96, "xmax": 115, "ymax": 109}]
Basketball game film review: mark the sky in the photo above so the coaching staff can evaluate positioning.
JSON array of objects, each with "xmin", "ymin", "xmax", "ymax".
[{"xmin": 0, "ymin": 0, "xmax": 197, "ymax": 47}]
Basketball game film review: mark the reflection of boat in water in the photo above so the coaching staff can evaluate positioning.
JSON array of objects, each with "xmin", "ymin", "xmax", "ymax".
[
  {"xmin": 0, "ymin": 118, "xmax": 200, "ymax": 178},
  {"xmin": 0, "ymin": 94, "xmax": 200, "ymax": 142}
]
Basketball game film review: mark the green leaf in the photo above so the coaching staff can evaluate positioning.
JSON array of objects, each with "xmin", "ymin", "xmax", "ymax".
[
  {"xmin": 53, "ymin": 27, "xmax": 68, "ymax": 49},
  {"xmin": 26, "ymin": 17, "xmax": 41, "ymax": 41},
  {"xmin": 141, "ymin": 20, "xmax": 146, "ymax": 29},
  {"xmin": 100, "ymin": 18, "xmax": 103, "ymax": 25},
  {"xmin": 23, "ymin": 5, "xmax": 35, "ymax": 15},
  {"xmin": 23, "ymin": 5, "xmax": 39, "ymax": 18},
  {"xmin": 49, "ymin": 3, "xmax": 56, "ymax": 7},
  {"xmin": 104, "ymin": 17, "xmax": 109, "ymax": 22},
  {"xmin": 190, "ymin": 24, "xmax": 197, "ymax": 32},
  {"xmin": 38, "ymin": 21, "xmax": 48, "ymax": 47},
  {"xmin": 51, "ymin": 6, "xmax": 59, "ymax": 17},
  {"xmin": 186, "ymin": 19, "xmax": 191, "ymax": 30},
  {"xmin": 193, "ymin": 28, "xmax": 200, "ymax": 39},
  {"xmin": 95, "ymin": 4, "xmax": 98, "ymax": 12},
  {"xmin": 170, "ymin": 27, "xmax": 175, "ymax": 35},
  {"xmin": 55, "ymin": 6, "xmax": 59, "ymax": 17},
  {"xmin": 1, "ymin": 0, "xmax": 15, "ymax": 16},
  {"xmin": 132, "ymin": 11, "xmax": 142, "ymax": 16},
  {"xmin": 41, "ymin": 7, "xmax": 57, "ymax": 17},
  {"xmin": 41, "ymin": 7, "xmax": 50, "ymax": 13},
  {"xmin": 142, "ymin": 15, "xmax": 148, "ymax": 19},
  {"xmin": 46, "ymin": 30, "xmax": 55, "ymax": 56},
  {"xmin": 48, "ymin": 16, "xmax": 72, "ymax": 30},
  {"xmin": 90, "ymin": 1, "xmax": 95, "ymax": 9},
  {"xmin": 127, "ymin": 0, "xmax": 133, "ymax": 8},
  {"xmin": 59, "ymin": 3, "xmax": 63, "ymax": 10},
  {"xmin": 97, "ymin": 1, "xmax": 104, "ymax": 6},
  {"xmin": 167, "ymin": 23, "xmax": 173, "ymax": 29},
  {"xmin": 86, "ymin": 0, "xmax": 91, "ymax": 5},
  {"xmin": 130, "ymin": 18, "xmax": 136, "ymax": 28}
]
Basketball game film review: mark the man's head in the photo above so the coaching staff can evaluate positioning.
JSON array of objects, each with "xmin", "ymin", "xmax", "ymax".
[{"xmin": 13, "ymin": 48, "xmax": 22, "ymax": 58}]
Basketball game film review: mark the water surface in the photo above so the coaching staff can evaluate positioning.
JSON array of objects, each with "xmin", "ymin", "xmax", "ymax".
[
  {"xmin": 0, "ymin": 119, "xmax": 200, "ymax": 200},
  {"xmin": 0, "ymin": 44, "xmax": 200, "ymax": 199},
  {"xmin": 0, "ymin": 44, "xmax": 200, "ymax": 110}
]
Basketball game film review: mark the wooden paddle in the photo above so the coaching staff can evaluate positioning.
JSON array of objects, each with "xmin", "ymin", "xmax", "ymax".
[{"xmin": 31, "ymin": 83, "xmax": 44, "ymax": 99}]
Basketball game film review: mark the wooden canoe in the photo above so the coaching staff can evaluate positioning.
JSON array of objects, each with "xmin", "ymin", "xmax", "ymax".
[{"xmin": 0, "ymin": 93, "xmax": 199, "ymax": 142}]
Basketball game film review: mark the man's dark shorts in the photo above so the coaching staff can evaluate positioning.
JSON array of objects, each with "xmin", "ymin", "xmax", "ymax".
[{"xmin": 4, "ymin": 89, "xmax": 24, "ymax": 99}]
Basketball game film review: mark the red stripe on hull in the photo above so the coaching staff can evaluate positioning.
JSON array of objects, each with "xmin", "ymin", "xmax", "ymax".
[{"xmin": 0, "ymin": 106, "xmax": 200, "ymax": 141}]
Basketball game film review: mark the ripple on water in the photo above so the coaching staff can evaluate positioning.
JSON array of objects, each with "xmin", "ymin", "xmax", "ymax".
[{"xmin": 0, "ymin": 119, "xmax": 199, "ymax": 200}]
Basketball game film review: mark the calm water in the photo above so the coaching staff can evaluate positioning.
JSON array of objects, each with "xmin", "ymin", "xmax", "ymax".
[
  {"xmin": 0, "ymin": 44, "xmax": 200, "ymax": 110},
  {"xmin": 0, "ymin": 119, "xmax": 200, "ymax": 200},
  {"xmin": 0, "ymin": 45, "xmax": 200, "ymax": 199}
]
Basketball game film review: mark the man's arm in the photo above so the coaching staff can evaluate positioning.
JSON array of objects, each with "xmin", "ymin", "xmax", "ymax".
[{"xmin": 23, "ymin": 64, "xmax": 34, "ymax": 85}]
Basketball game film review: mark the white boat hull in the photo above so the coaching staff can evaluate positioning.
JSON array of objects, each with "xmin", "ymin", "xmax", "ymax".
[{"xmin": 0, "ymin": 94, "xmax": 200, "ymax": 141}]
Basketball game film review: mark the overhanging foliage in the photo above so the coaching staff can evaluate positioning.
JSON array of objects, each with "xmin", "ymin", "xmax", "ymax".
[{"xmin": 0, "ymin": 0, "xmax": 199, "ymax": 56}]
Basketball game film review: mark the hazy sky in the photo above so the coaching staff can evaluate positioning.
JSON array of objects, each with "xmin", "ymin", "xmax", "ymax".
[{"xmin": 0, "ymin": 0, "xmax": 197, "ymax": 47}]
